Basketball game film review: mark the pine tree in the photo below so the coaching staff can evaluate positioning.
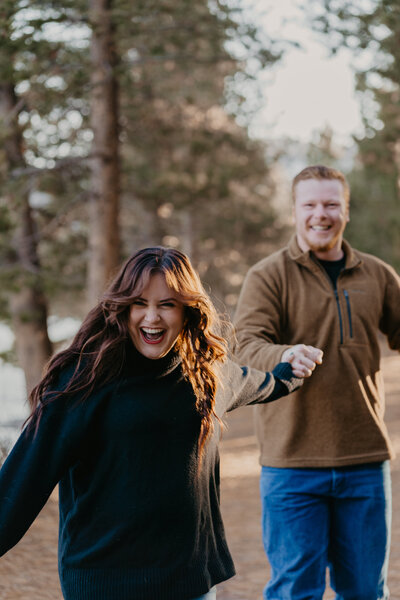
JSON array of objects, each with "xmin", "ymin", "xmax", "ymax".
[
  {"xmin": 1, "ymin": 0, "xmax": 288, "ymax": 392},
  {"xmin": 310, "ymin": 0, "xmax": 400, "ymax": 268},
  {"xmin": 0, "ymin": 1, "xmax": 53, "ymax": 392},
  {"xmin": 114, "ymin": 0, "xmax": 284, "ymax": 305}
]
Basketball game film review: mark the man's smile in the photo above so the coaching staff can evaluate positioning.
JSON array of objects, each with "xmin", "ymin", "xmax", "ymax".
[{"xmin": 310, "ymin": 225, "xmax": 330, "ymax": 231}]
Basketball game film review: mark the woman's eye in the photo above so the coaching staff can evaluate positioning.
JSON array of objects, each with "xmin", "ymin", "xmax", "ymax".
[
  {"xmin": 161, "ymin": 302, "xmax": 175, "ymax": 308},
  {"xmin": 132, "ymin": 299, "xmax": 145, "ymax": 306}
]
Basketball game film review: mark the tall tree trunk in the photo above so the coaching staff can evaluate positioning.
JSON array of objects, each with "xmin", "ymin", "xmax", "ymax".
[
  {"xmin": 88, "ymin": 0, "xmax": 121, "ymax": 306},
  {"xmin": 10, "ymin": 206, "xmax": 53, "ymax": 394},
  {"xmin": 0, "ymin": 82, "xmax": 52, "ymax": 393}
]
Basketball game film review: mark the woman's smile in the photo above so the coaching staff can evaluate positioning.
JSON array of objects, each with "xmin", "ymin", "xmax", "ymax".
[{"xmin": 140, "ymin": 327, "xmax": 166, "ymax": 344}]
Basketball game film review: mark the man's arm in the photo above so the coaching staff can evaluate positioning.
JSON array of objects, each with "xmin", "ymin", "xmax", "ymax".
[
  {"xmin": 380, "ymin": 263, "xmax": 400, "ymax": 351},
  {"xmin": 234, "ymin": 268, "xmax": 289, "ymax": 370},
  {"xmin": 234, "ymin": 267, "xmax": 322, "ymax": 377}
]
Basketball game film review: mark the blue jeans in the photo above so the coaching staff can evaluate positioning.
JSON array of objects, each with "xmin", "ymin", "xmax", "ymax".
[
  {"xmin": 190, "ymin": 587, "xmax": 216, "ymax": 600},
  {"xmin": 260, "ymin": 462, "xmax": 391, "ymax": 600}
]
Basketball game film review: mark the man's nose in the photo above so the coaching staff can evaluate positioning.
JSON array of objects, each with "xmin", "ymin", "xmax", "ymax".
[{"xmin": 314, "ymin": 203, "xmax": 328, "ymax": 217}]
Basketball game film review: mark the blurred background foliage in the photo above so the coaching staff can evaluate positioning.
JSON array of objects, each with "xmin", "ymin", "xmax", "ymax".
[
  {"xmin": 0, "ymin": 0, "xmax": 399, "ymax": 391},
  {"xmin": 310, "ymin": 0, "xmax": 400, "ymax": 266}
]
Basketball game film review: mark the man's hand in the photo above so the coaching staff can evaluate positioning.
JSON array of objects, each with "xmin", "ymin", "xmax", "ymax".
[{"xmin": 281, "ymin": 344, "xmax": 323, "ymax": 378}]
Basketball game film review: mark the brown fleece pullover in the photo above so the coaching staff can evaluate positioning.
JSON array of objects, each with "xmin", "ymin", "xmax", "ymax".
[{"xmin": 234, "ymin": 235, "xmax": 400, "ymax": 468}]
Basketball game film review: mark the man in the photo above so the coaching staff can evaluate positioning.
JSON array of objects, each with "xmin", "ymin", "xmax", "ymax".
[{"xmin": 234, "ymin": 165, "xmax": 400, "ymax": 600}]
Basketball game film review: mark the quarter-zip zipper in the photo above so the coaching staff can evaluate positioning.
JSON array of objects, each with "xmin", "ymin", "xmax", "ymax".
[
  {"xmin": 343, "ymin": 289, "xmax": 353, "ymax": 338},
  {"xmin": 312, "ymin": 259, "xmax": 351, "ymax": 345},
  {"xmin": 334, "ymin": 289, "xmax": 344, "ymax": 344},
  {"xmin": 310, "ymin": 254, "xmax": 360, "ymax": 344}
]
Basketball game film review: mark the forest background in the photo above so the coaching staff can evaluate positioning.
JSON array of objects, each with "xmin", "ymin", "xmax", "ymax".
[{"xmin": 1, "ymin": 0, "xmax": 400, "ymax": 460}]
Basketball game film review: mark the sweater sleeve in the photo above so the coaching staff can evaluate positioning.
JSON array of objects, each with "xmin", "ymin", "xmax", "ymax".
[
  {"xmin": 0, "ymin": 376, "xmax": 106, "ymax": 557},
  {"xmin": 233, "ymin": 267, "xmax": 292, "ymax": 371},
  {"xmin": 220, "ymin": 358, "xmax": 302, "ymax": 413}
]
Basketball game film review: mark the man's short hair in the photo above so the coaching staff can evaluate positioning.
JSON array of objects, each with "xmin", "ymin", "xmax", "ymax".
[{"xmin": 292, "ymin": 165, "xmax": 350, "ymax": 206}]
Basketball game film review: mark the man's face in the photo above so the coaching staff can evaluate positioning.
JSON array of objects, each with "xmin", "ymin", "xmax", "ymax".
[{"xmin": 293, "ymin": 178, "xmax": 349, "ymax": 260}]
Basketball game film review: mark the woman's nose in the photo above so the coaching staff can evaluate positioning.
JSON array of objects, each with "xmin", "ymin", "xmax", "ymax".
[{"xmin": 143, "ymin": 306, "xmax": 160, "ymax": 323}]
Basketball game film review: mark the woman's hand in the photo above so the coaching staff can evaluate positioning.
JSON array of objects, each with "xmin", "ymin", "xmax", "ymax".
[{"xmin": 281, "ymin": 344, "xmax": 323, "ymax": 378}]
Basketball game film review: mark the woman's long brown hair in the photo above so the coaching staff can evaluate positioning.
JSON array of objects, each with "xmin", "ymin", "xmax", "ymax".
[{"xmin": 27, "ymin": 247, "xmax": 228, "ymax": 459}]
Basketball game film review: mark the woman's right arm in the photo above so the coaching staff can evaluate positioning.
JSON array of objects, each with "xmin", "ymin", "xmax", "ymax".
[{"xmin": 0, "ymin": 378, "xmax": 103, "ymax": 556}]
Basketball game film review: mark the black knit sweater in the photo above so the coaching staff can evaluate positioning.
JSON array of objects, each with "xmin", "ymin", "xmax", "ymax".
[{"xmin": 0, "ymin": 342, "xmax": 299, "ymax": 600}]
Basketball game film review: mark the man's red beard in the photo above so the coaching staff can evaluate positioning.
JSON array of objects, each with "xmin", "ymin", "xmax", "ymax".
[{"xmin": 308, "ymin": 238, "xmax": 338, "ymax": 253}]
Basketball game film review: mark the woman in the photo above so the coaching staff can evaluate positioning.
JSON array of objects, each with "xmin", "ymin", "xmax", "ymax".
[{"xmin": 0, "ymin": 247, "xmax": 318, "ymax": 600}]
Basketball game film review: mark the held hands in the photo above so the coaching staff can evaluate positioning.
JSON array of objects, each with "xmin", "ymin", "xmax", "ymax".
[{"xmin": 281, "ymin": 344, "xmax": 323, "ymax": 379}]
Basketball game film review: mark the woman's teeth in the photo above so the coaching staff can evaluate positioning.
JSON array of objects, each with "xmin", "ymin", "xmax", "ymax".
[{"xmin": 140, "ymin": 327, "xmax": 165, "ymax": 342}]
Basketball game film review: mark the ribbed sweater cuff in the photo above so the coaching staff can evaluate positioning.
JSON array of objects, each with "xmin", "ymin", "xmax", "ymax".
[{"xmin": 272, "ymin": 362, "xmax": 303, "ymax": 393}]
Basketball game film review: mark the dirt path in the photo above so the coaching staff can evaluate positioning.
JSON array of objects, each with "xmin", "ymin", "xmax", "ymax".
[{"xmin": 0, "ymin": 348, "xmax": 399, "ymax": 599}]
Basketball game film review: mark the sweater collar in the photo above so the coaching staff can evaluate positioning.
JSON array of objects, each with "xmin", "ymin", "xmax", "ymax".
[
  {"xmin": 122, "ymin": 339, "xmax": 182, "ymax": 379},
  {"xmin": 288, "ymin": 234, "xmax": 361, "ymax": 270}
]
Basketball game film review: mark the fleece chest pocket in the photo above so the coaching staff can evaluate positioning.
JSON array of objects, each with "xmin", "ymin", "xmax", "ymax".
[{"xmin": 337, "ymin": 287, "xmax": 382, "ymax": 344}]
